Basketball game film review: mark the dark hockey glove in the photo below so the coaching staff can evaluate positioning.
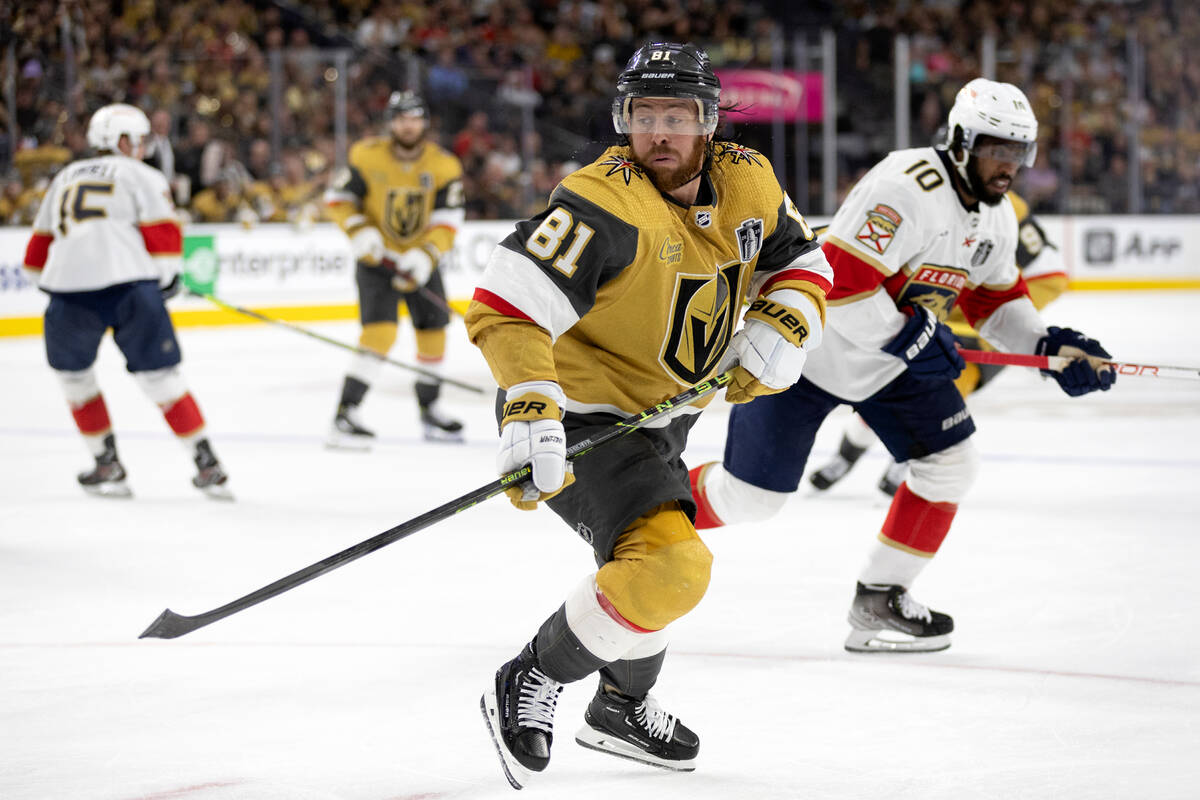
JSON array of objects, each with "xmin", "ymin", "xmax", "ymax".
[
  {"xmin": 1036, "ymin": 326, "xmax": 1116, "ymax": 396},
  {"xmin": 160, "ymin": 274, "xmax": 182, "ymax": 301},
  {"xmin": 881, "ymin": 304, "xmax": 964, "ymax": 380}
]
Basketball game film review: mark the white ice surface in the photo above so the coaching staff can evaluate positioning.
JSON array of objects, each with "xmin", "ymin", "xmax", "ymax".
[{"xmin": 1, "ymin": 291, "xmax": 1198, "ymax": 800}]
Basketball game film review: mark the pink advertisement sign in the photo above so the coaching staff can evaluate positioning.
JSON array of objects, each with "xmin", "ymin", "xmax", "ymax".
[{"xmin": 714, "ymin": 69, "xmax": 823, "ymax": 123}]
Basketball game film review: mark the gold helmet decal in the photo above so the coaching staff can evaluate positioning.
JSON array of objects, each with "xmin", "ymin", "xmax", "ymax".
[{"xmin": 660, "ymin": 261, "xmax": 743, "ymax": 384}]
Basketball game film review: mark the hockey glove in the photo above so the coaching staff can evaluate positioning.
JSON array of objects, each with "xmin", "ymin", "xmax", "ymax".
[
  {"xmin": 497, "ymin": 380, "xmax": 575, "ymax": 511},
  {"xmin": 882, "ymin": 304, "xmax": 965, "ymax": 381},
  {"xmin": 1036, "ymin": 326, "xmax": 1116, "ymax": 396},
  {"xmin": 382, "ymin": 247, "xmax": 434, "ymax": 292},
  {"xmin": 348, "ymin": 226, "xmax": 385, "ymax": 264},
  {"xmin": 720, "ymin": 295, "xmax": 814, "ymax": 404},
  {"xmin": 159, "ymin": 274, "xmax": 182, "ymax": 301}
]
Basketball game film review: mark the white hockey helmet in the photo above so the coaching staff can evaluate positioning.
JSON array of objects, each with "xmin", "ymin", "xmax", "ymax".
[
  {"xmin": 946, "ymin": 78, "xmax": 1038, "ymax": 167},
  {"xmin": 86, "ymin": 103, "xmax": 151, "ymax": 153}
]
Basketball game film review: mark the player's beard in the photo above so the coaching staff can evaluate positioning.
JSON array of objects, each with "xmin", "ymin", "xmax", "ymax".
[
  {"xmin": 391, "ymin": 129, "xmax": 425, "ymax": 151},
  {"xmin": 966, "ymin": 156, "xmax": 1009, "ymax": 206},
  {"xmin": 638, "ymin": 139, "xmax": 706, "ymax": 193}
]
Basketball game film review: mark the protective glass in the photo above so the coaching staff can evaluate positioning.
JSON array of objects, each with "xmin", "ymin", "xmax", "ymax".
[
  {"xmin": 971, "ymin": 138, "xmax": 1036, "ymax": 166},
  {"xmin": 612, "ymin": 97, "xmax": 717, "ymax": 136}
]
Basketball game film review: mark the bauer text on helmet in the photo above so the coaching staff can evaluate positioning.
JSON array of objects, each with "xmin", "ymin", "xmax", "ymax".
[
  {"xmin": 946, "ymin": 78, "xmax": 1038, "ymax": 167},
  {"xmin": 612, "ymin": 43, "xmax": 721, "ymax": 137}
]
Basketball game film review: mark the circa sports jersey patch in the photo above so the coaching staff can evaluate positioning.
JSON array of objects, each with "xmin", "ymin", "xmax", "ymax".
[
  {"xmin": 735, "ymin": 218, "xmax": 764, "ymax": 262},
  {"xmin": 856, "ymin": 204, "xmax": 902, "ymax": 255},
  {"xmin": 658, "ymin": 235, "xmax": 683, "ymax": 264},
  {"xmin": 970, "ymin": 239, "xmax": 995, "ymax": 266},
  {"xmin": 599, "ymin": 155, "xmax": 644, "ymax": 185},
  {"xmin": 894, "ymin": 265, "xmax": 969, "ymax": 320}
]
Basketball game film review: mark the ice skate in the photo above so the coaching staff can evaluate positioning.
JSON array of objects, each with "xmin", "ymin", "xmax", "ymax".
[
  {"xmin": 191, "ymin": 438, "xmax": 233, "ymax": 501},
  {"xmin": 845, "ymin": 582, "xmax": 953, "ymax": 653},
  {"xmin": 326, "ymin": 403, "xmax": 375, "ymax": 450},
  {"xmin": 809, "ymin": 434, "xmax": 867, "ymax": 490},
  {"xmin": 420, "ymin": 402, "xmax": 464, "ymax": 443},
  {"xmin": 481, "ymin": 643, "xmax": 563, "ymax": 789},
  {"xmin": 77, "ymin": 435, "xmax": 132, "ymax": 498},
  {"xmin": 877, "ymin": 460, "xmax": 907, "ymax": 497},
  {"xmin": 574, "ymin": 683, "xmax": 699, "ymax": 771}
]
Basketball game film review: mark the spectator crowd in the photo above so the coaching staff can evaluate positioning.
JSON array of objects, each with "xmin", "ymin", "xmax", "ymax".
[{"xmin": 2, "ymin": 0, "xmax": 1198, "ymax": 227}]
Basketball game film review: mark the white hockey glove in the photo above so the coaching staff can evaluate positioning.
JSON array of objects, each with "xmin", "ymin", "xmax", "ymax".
[
  {"xmin": 721, "ymin": 293, "xmax": 816, "ymax": 404},
  {"xmin": 382, "ymin": 247, "xmax": 434, "ymax": 292},
  {"xmin": 349, "ymin": 226, "xmax": 385, "ymax": 264},
  {"xmin": 497, "ymin": 380, "xmax": 575, "ymax": 511}
]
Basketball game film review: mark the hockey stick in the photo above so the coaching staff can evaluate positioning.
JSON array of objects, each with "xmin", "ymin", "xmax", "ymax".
[
  {"xmin": 194, "ymin": 292, "xmax": 485, "ymax": 394},
  {"xmin": 957, "ymin": 347, "xmax": 1200, "ymax": 381},
  {"xmin": 139, "ymin": 371, "xmax": 733, "ymax": 640}
]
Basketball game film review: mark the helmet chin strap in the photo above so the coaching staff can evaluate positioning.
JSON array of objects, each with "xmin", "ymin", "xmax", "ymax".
[{"xmin": 950, "ymin": 142, "xmax": 972, "ymax": 188}]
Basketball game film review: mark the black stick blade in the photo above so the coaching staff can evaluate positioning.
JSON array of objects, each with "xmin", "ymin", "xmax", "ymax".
[{"xmin": 139, "ymin": 609, "xmax": 198, "ymax": 639}]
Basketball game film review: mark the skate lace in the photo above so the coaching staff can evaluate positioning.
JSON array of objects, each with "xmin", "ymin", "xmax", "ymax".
[
  {"xmin": 896, "ymin": 591, "xmax": 932, "ymax": 623},
  {"xmin": 516, "ymin": 667, "xmax": 562, "ymax": 734},
  {"xmin": 634, "ymin": 695, "xmax": 678, "ymax": 741}
]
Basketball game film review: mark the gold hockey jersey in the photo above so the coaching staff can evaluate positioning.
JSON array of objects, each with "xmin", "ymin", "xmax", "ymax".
[
  {"xmin": 325, "ymin": 137, "xmax": 465, "ymax": 259},
  {"xmin": 466, "ymin": 143, "xmax": 833, "ymax": 420}
]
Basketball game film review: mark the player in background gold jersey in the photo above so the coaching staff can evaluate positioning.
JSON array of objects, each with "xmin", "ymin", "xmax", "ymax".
[
  {"xmin": 324, "ymin": 90, "xmax": 466, "ymax": 447},
  {"xmin": 808, "ymin": 191, "xmax": 1068, "ymax": 495}
]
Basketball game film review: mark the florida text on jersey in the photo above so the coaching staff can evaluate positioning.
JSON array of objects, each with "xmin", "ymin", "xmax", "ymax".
[
  {"xmin": 805, "ymin": 146, "xmax": 1046, "ymax": 401},
  {"xmin": 466, "ymin": 142, "xmax": 832, "ymax": 422}
]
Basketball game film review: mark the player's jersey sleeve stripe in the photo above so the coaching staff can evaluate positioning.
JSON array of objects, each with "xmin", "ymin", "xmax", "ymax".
[
  {"xmin": 429, "ymin": 207, "xmax": 465, "ymax": 229},
  {"xmin": 822, "ymin": 238, "xmax": 889, "ymax": 302},
  {"xmin": 958, "ymin": 276, "xmax": 1031, "ymax": 328},
  {"xmin": 23, "ymin": 231, "xmax": 54, "ymax": 270},
  {"xmin": 471, "ymin": 288, "xmax": 534, "ymax": 322},
  {"xmin": 474, "ymin": 246, "xmax": 582, "ymax": 339},
  {"xmin": 139, "ymin": 220, "xmax": 183, "ymax": 255},
  {"xmin": 760, "ymin": 264, "xmax": 832, "ymax": 297}
]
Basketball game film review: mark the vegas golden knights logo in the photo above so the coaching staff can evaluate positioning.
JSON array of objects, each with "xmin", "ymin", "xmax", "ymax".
[
  {"xmin": 660, "ymin": 262, "xmax": 743, "ymax": 384},
  {"xmin": 385, "ymin": 187, "xmax": 428, "ymax": 239}
]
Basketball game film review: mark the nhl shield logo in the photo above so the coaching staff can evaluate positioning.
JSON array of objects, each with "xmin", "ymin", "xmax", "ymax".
[
  {"xmin": 735, "ymin": 218, "xmax": 764, "ymax": 262},
  {"xmin": 971, "ymin": 239, "xmax": 995, "ymax": 267},
  {"xmin": 694, "ymin": 210, "xmax": 712, "ymax": 228}
]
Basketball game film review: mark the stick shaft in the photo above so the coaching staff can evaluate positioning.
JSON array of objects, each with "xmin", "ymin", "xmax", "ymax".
[
  {"xmin": 139, "ymin": 372, "xmax": 732, "ymax": 639},
  {"xmin": 957, "ymin": 348, "xmax": 1200, "ymax": 381},
  {"xmin": 198, "ymin": 293, "xmax": 484, "ymax": 394}
]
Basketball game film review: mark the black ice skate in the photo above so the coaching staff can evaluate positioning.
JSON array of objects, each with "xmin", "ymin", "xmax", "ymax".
[
  {"xmin": 877, "ymin": 460, "xmax": 908, "ymax": 497},
  {"xmin": 845, "ymin": 582, "xmax": 953, "ymax": 653},
  {"xmin": 419, "ymin": 402, "xmax": 464, "ymax": 443},
  {"xmin": 192, "ymin": 438, "xmax": 232, "ymax": 501},
  {"xmin": 481, "ymin": 643, "xmax": 563, "ymax": 789},
  {"xmin": 574, "ymin": 683, "xmax": 699, "ymax": 771},
  {"xmin": 809, "ymin": 434, "xmax": 867, "ymax": 490},
  {"xmin": 326, "ymin": 403, "xmax": 375, "ymax": 450},
  {"xmin": 77, "ymin": 434, "xmax": 131, "ymax": 498}
]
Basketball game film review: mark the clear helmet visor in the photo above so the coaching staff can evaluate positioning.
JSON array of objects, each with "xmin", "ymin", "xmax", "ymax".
[
  {"xmin": 970, "ymin": 137, "xmax": 1037, "ymax": 167},
  {"xmin": 612, "ymin": 96, "xmax": 718, "ymax": 136}
]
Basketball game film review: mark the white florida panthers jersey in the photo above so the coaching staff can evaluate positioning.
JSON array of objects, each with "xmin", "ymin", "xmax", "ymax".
[
  {"xmin": 24, "ymin": 154, "xmax": 182, "ymax": 292},
  {"xmin": 802, "ymin": 147, "xmax": 1048, "ymax": 401}
]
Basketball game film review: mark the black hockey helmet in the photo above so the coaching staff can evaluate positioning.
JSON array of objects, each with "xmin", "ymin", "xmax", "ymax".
[
  {"xmin": 612, "ymin": 42, "xmax": 721, "ymax": 136},
  {"xmin": 387, "ymin": 90, "xmax": 427, "ymax": 119}
]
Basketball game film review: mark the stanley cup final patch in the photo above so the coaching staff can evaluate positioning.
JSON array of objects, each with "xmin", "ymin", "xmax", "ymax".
[
  {"xmin": 735, "ymin": 218, "xmax": 764, "ymax": 262},
  {"xmin": 855, "ymin": 204, "xmax": 902, "ymax": 255}
]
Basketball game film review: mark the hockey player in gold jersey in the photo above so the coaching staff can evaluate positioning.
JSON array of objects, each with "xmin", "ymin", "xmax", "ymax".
[
  {"xmin": 325, "ymin": 90, "xmax": 466, "ymax": 447},
  {"xmin": 808, "ymin": 191, "xmax": 1069, "ymax": 495},
  {"xmin": 468, "ymin": 43, "xmax": 832, "ymax": 788}
]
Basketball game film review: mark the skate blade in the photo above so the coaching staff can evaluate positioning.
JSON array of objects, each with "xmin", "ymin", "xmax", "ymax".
[
  {"xmin": 422, "ymin": 423, "xmax": 465, "ymax": 443},
  {"xmin": 81, "ymin": 482, "xmax": 133, "ymax": 499},
  {"xmin": 480, "ymin": 690, "xmax": 531, "ymax": 790},
  {"xmin": 324, "ymin": 431, "xmax": 374, "ymax": 451},
  {"xmin": 844, "ymin": 627, "xmax": 951, "ymax": 653},
  {"xmin": 574, "ymin": 724, "xmax": 696, "ymax": 772},
  {"xmin": 197, "ymin": 483, "xmax": 235, "ymax": 501}
]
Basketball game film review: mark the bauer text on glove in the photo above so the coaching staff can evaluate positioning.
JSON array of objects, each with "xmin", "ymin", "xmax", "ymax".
[
  {"xmin": 721, "ymin": 291, "xmax": 819, "ymax": 404},
  {"xmin": 882, "ymin": 303, "xmax": 965, "ymax": 380},
  {"xmin": 497, "ymin": 380, "xmax": 576, "ymax": 510}
]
